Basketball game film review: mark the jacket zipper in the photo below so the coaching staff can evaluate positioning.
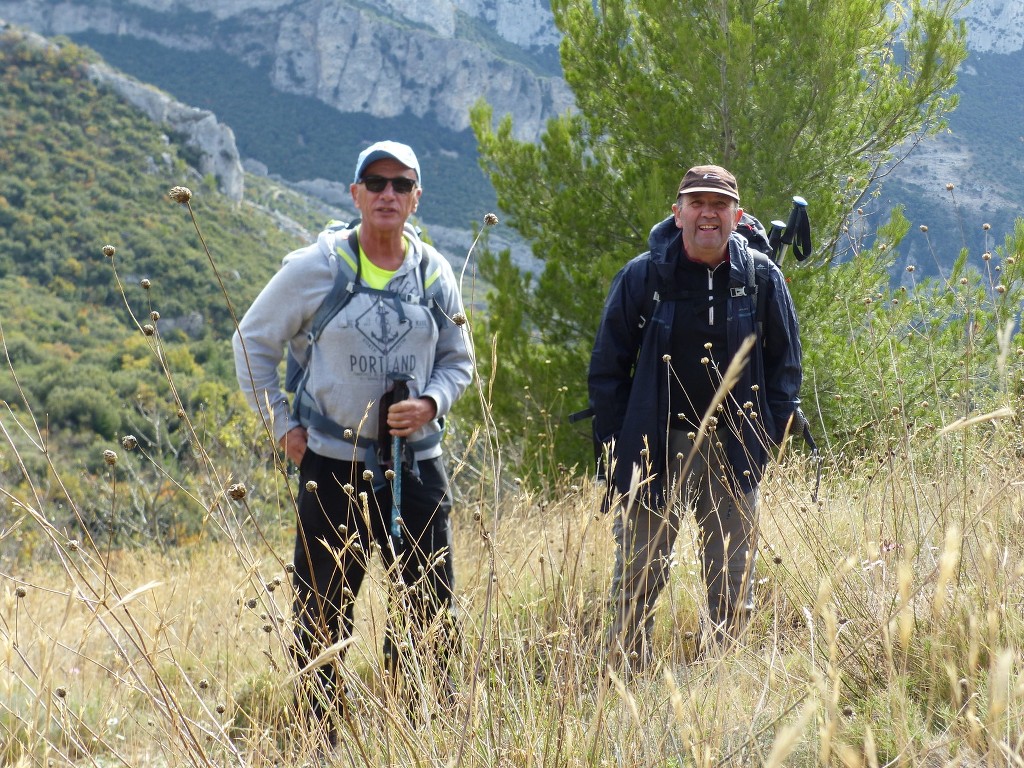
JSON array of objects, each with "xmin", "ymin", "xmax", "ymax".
[{"xmin": 707, "ymin": 267, "xmax": 715, "ymax": 325}]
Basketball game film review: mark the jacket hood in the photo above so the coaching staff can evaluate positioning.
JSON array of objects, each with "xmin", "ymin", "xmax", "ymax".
[{"xmin": 647, "ymin": 216, "xmax": 682, "ymax": 265}]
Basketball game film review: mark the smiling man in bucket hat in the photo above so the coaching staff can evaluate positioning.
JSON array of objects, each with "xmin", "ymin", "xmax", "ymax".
[{"xmin": 588, "ymin": 163, "xmax": 803, "ymax": 670}]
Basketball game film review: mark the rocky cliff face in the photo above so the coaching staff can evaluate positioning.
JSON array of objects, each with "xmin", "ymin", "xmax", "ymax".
[
  {"xmin": 962, "ymin": 0, "xmax": 1024, "ymax": 53},
  {"xmin": 1, "ymin": 20, "xmax": 245, "ymax": 200},
  {"xmin": 88, "ymin": 63, "xmax": 245, "ymax": 201},
  {"xmin": 3, "ymin": 0, "xmax": 1021, "ymax": 141},
  {"xmin": 0, "ymin": 0, "xmax": 571, "ymax": 141}
]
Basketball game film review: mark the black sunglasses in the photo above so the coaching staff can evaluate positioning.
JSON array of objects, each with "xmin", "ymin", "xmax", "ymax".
[{"xmin": 359, "ymin": 175, "xmax": 418, "ymax": 194}]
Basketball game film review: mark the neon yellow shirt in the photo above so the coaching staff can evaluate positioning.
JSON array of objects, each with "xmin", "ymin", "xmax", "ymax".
[{"xmin": 358, "ymin": 236, "xmax": 407, "ymax": 289}]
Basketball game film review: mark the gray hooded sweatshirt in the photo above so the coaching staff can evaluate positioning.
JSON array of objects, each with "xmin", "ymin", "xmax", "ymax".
[{"xmin": 233, "ymin": 222, "xmax": 473, "ymax": 463}]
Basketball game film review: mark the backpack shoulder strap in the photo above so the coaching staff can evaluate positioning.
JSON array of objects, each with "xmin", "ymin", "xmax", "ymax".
[
  {"xmin": 726, "ymin": 248, "xmax": 772, "ymax": 328},
  {"xmin": 638, "ymin": 256, "xmax": 660, "ymax": 330},
  {"xmin": 416, "ymin": 246, "xmax": 451, "ymax": 328},
  {"xmin": 751, "ymin": 250, "xmax": 773, "ymax": 329},
  {"xmin": 284, "ymin": 226, "xmax": 358, "ymax": 394},
  {"xmin": 309, "ymin": 228, "xmax": 361, "ymax": 343}
]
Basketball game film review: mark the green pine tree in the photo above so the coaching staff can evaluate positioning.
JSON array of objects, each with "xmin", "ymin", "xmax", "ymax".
[{"xmin": 469, "ymin": 0, "xmax": 967, "ymax": 476}]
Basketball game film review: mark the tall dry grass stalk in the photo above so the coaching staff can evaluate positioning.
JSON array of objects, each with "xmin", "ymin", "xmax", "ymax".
[{"xmin": 1, "ymin": 188, "xmax": 1022, "ymax": 767}]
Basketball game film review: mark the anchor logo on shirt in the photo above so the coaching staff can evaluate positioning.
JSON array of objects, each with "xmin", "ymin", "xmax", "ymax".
[{"xmin": 355, "ymin": 295, "xmax": 410, "ymax": 355}]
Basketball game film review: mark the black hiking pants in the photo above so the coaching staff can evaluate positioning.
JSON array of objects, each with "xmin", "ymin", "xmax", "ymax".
[{"xmin": 290, "ymin": 449, "xmax": 457, "ymax": 725}]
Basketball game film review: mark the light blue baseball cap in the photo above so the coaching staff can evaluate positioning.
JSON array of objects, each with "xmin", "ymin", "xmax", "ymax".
[{"xmin": 353, "ymin": 140, "xmax": 421, "ymax": 185}]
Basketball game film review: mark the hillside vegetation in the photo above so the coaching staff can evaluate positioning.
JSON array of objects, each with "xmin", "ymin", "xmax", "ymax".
[{"xmin": 0, "ymin": 32, "xmax": 307, "ymax": 539}]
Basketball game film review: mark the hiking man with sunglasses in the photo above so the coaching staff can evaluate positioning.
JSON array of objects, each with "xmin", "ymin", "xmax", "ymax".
[{"xmin": 233, "ymin": 141, "xmax": 473, "ymax": 746}]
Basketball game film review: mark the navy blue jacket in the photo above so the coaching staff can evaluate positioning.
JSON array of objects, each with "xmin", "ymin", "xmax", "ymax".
[{"xmin": 588, "ymin": 215, "xmax": 803, "ymax": 501}]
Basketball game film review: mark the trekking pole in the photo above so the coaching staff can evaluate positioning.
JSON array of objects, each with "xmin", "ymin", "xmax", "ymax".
[
  {"xmin": 775, "ymin": 196, "xmax": 812, "ymax": 266},
  {"xmin": 386, "ymin": 372, "xmax": 414, "ymax": 550},
  {"xmin": 802, "ymin": 420, "xmax": 822, "ymax": 503},
  {"xmin": 766, "ymin": 220, "xmax": 787, "ymax": 264}
]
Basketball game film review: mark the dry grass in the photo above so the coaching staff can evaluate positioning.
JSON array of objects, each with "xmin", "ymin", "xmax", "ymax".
[{"xmin": 2, "ymin": 426, "xmax": 1023, "ymax": 766}]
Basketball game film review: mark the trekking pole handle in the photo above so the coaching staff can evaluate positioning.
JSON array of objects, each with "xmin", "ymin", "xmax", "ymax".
[
  {"xmin": 767, "ymin": 220, "xmax": 787, "ymax": 263},
  {"xmin": 387, "ymin": 373, "xmax": 414, "ymax": 541},
  {"xmin": 776, "ymin": 196, "xmax": 809, "ymax": 266},
  {"xmin": 781, "ymin": 196, "xmax": 808, "ymax": 246}
]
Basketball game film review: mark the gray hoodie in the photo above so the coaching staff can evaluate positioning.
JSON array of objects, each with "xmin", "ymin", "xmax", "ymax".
[{"xmin": 233, "ymin": 222, "xmax": 473, "ymax": 462}]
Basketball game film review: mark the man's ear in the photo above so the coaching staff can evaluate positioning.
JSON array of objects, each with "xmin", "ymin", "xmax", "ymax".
[{"xmin": 735, "ymin": 207, "xmax": 744, "ymax": 224}]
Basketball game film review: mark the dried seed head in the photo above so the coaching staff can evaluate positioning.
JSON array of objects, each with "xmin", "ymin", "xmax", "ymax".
[
  {"xmin": 452, "ymin": 312, "xmax": 467, "ymax": 327},
  {"xmin": 216, "ymin": 703, "xmax": 226, "ymax": 714},
  {"xmin": 55, "ymin": 687, "xmax": 67, "ymax": 698},
  {"xmin": 150, "ymin": 311, "xmax": 160, "ymax": 321},
  {"xmin": 946, "ymin": 183, "xmax": 955, "ymax": 191},
  {"xmin": 15, "ymin": 586, "xmax": 26, "ymax": 598},
  {"xmin": 227, "ymin": 483, "xmax": 247, "ymax": 500},
  {"xmin": 103, "ymin": 450, "xmax": 118, "ymax": 466},
  {"xmin": 484, "ymin": 213, "xmax": 499, "ymax": 226},
  {"xmin": 342, "ymin": 483, "xmax": 354, "ymax": 495},
  {"xmin": 343, "ymin": 428, "xmax": 354, "ymax": 439},
  {"xmin": 177, "ymin": 409, "xmax": 186, "ymax": 419},
  {"xmin": 983, "ymin": 223, "xmax": 991, "ymax": 231},
  {"xmin": 919, "ymin": 225, "xmax": 927, "ymax": 232},
  {"xmin": 140, "ymin": 278, "xmax": 151, "ymax": 290},
  {"xmin": 169, "ymin": 186, "xmax": 192, "ymax": 204},
  {"xmin": 102, "ymin": 245, "xmax": 116, "ymax": 258},
  {"xmin": 305, "ymin": 480, "xmax": 318, "ymax": 492},
  {"xmin": 906, "ymin": 265, "xmax": 915, "ymax": 273},
  {"xmin": 982, "ymin": 252, "xmax": 992, "ymax": 261},
  {"xmin": 385, "ymin": 469, "xmax": 395, "ymax": 480},
  {"xmin": 198, "ymin": 678, "xmax": 209, "ymax": 690},
  {"xmin": 142, "ymin": 324, "xmax": 155, "ymax": 336},
  {"xmin": 67, "ymin": 540, "xmax": 80, "ymax": 552},
  {"xmin": 285, "ymin": 562, "xmax": 295, "ymax": 573},
  {"xmin": 997, "ymin": 285, "xmax": 1007, "ymax": 294},
  {"xmin": 245, "ymin": 598, "xmax": 258, "ymax": 609},
  {"xmin": 662, "ymin": 354, "xmax": 672, "ymax": 363},
  {"xmin": 121, "ymin": 435, "xmax": 138, "ymax": 450},
  {"xmin": 362, "ymin": 469, "xmax": 374, "ymax": 482}
]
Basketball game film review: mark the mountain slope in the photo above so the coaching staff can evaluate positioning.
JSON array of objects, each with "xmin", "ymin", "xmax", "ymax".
[{"xmin": 0, "ymin": 28, "xmax": 308, "ymax": 478}]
